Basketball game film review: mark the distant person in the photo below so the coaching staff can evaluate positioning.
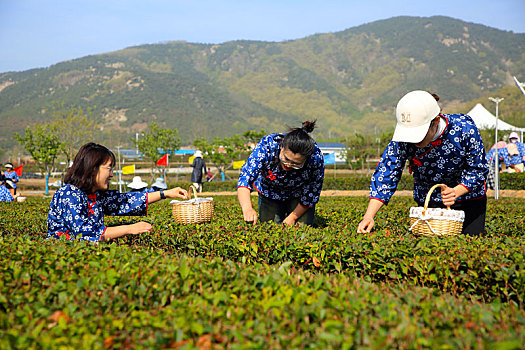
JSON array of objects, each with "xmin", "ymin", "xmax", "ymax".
[
  {"xmin": 485, "ymin": 142, "xmax": 512, "ymax": 190},
  {"xmin": 4, "ymin": 163, "xmax": 19, "ymax": 197},
  {"xmin": 504, "ymin": 132, "xmax": 525, "ymax": 172},
  {"xmin": 191, "ymin": 151, "xmax": 207, "ymax": 192},
  {"xmin": 151, "ymin": 177, "xmax": 168, "ymax": 192},
  {"xmin": 205, "ymin": 169, "xmax": 213, "ymax": 182},
  {"xmin": 237, "ymin": 120, "xmax": 325, "ymax": 226},
  {"xmin": 0, "ymin": 174, "xmax": 16, "ymax": 202},
  {"xmin": 47, "ymin": 143, "xmax": 188, "ymax": 242},
  {"xmin": 357, "ymin": 91, "xmax": 488, "ymax": 236},
  {"xmin": 127, "ymin": 176, "xmax": 149, "ymax": 192}
]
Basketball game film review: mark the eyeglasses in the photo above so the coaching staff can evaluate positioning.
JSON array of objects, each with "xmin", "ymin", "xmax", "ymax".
[
  {"xmin": 100, "ymin": 166, "xmax": 114, "ymax": 174},
  {"xmin": 279, "ymin": 151, "xmax": 306, "ymax": 170}
]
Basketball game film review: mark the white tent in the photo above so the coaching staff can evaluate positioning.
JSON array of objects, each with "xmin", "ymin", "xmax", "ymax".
[
  {"xmin": 467, "ymin": 103, "xmax": 525, "ymax": 141},
  {"xmin": 467, "ymin": 104, "xmax": 524, "ymax": 131}
]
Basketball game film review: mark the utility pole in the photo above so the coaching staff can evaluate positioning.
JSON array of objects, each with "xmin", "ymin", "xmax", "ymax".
[
  {"xmin": 116, "ymin": 145, "xmax": 122, "ymax": 192},
  {"xmin": 489, "ymin": 97, "xmax": 504, "ymax": 200}
]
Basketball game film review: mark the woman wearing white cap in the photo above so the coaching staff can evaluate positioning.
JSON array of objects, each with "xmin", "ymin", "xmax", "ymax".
[
  {"xmin": 127, "ymin": 176, "xmax": 149, "ymax": 192},
  {"xmin": 357, "ymin": 91, "xmax": 488, "ymax": 235},
  {"xmin": 191, "ymin": 151, "xmax": 207, "ymax": 193},
  {"xmin": 505, "ymin": 132, "xmax": 525, "ymax": 172},
  {"xmin": 4, "ymin": 163, "xmax": 19, "ymax": 197},
  {"xmin": 151, "ymin": 177, "xmax": 168, "ymax": 192}
]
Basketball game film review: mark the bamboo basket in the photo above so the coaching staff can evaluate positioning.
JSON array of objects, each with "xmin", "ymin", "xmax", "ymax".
[
  {"xmin": 171, "ymin": 185, "xmax": 214, "ymax": 224},
  {"xmin": 409, "ymin": 184, "xmax": 464, "ymax": 236}
]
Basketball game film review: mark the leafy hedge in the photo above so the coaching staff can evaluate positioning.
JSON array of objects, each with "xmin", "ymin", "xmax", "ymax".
[
  {"xmin": 1, "ymin": 235, "xmax": 524, "ymax": 349},
  {"xmin": 168, "ymin": 172, "xmax": 525, "ymax": 192},
  {"xmin": 2, "ymin": 196, "xmax": 525, "ymax": 305}
]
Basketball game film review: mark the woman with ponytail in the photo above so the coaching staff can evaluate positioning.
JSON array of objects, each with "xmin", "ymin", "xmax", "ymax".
[{"xmin": 237, "ymin": 120, "xmax": 325, "ymax": 226}]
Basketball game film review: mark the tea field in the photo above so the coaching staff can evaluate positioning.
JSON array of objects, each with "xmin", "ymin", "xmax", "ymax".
[{"xmin": 1, "ymin": 195, "xmax": 525, "ymax": 349}]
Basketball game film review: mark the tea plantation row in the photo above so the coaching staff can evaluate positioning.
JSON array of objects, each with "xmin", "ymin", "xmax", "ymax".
[
  {"xmin": 167, "ymin": 173, "xmax": 525, "ymax": 192},
  {"xmin": 2, "ymin": 236, "xmax": 524, "ymax": 349},
  {"xmin": 1, "ymin": 195, "xmax": 525, "ymax": 348}
]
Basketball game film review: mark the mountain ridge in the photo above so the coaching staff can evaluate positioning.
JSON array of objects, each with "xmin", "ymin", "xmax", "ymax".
[{"xmin": 1, "ymin": 15, "xmax": 524, "ymax": 149}]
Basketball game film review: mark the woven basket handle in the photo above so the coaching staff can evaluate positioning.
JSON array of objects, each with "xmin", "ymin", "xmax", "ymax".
[
  {"xmin": 423, "ymin": 184, "xmax": 450, "ymax": 213},
  {"xmin": 187, "ymin": 185, "xmax": 199, "ymax": 200}
]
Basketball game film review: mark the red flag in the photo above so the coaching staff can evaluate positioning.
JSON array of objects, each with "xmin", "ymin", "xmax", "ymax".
[
  {"xmin": 156, "ymin": 154, "xmax": 168, "ymax": 166},
  {"xmin": 14, "ymin": 164, "xmax": 23, "ymax": 177}
]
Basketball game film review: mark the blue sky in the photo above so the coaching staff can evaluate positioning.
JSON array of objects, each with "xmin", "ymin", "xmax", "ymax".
[{"xmin": 1, "ymin": 0, "xmax": 524, "ymax": 73}]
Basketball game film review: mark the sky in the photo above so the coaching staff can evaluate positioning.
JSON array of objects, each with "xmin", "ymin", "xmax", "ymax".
[{"xmin": 1, "ymin": 0, "xmax": 524, "ymax": 73}]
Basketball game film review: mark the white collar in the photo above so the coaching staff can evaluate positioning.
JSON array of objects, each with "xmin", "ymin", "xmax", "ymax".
[{"xmin": 431, "ymin": 117, "xmax": 447, "ymax": 142}]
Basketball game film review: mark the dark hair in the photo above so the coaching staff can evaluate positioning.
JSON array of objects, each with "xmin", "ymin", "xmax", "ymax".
[
  {"xmin": 64, "ymin": 143, "xmax": 115, "ymax": 193},
  {"xmin": 428, "ymin": 93, "xmax": 441, "ymax": 128},
  {"xmin": 281, "ymin": 120, "xmax": 317, "ymax": 157}
]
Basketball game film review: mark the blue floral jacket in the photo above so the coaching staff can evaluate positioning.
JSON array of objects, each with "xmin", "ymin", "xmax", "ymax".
[
  {"xmin": 486, "ymin": 147, "xmax": 511, "ymax": 167},
  {"xmin": 237, "ymin": 133, "xmax": 325, "ymax": 207},
  {"xmin": 47, "ymin": 184, "xmax": 148, "ymax": 242},
  {"xmin": 4, "ymin": 171, "xmax": 19, "ymax": 189},
  {"xmin": 370, "ymin": 114, "xmax": 488, "ymax": 205}
]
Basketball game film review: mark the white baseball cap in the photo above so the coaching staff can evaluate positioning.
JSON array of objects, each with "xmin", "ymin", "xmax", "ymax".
[{"xmin": 392, "ymin": 90, "xmax": 441, "ymax": 143}]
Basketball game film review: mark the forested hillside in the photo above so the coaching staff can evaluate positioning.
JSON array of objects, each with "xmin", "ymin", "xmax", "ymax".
[{"xmin": 1, "ymin": 15, "xmax": 524, "ymax": 149}]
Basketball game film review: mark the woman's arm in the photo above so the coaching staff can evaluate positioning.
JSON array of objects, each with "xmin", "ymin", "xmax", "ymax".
[
  {"xmin": 357, "ymin": 198, "xmax": 384, "ymax": 233},
  {"xmin": 283, "ymin": 203, "xmax": 309, "ymax": 226},
  {"xmin": 147, "ymin": 187, "xmax": 188, "ymax": 204},
  {"xmin": 102, "ymin": 221, "xmax": 152, "ymax": 241},
  {"xmin": 238, "ymin": 186, "xmax": 258, "ymax": 225}
]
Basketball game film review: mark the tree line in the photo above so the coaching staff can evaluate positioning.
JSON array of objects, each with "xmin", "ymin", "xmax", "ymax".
[{"xmin": 12, "ymin": 103, "xmax": 511, "ymax": 193}]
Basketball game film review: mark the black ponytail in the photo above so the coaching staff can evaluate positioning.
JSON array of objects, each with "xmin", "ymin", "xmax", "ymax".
[{"xmin": 281, "ymin": 120, "xmax": 317, "ymax": 157}]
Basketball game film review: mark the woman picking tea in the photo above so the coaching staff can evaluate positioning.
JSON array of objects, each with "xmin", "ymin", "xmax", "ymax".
[
  {"xmin": 357, "ymin": 91, "xmax": 488, "ymax": 235},
  {"xmin": 237, "ymin": 120, "xmax": 325, "ymax": 226},
  {"xmin": 47, "ymin": 143, "xmax": 188, "ymax": 242}
]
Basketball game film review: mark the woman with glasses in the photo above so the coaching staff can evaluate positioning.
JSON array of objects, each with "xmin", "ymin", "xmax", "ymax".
[
  {"xmin": 237, "ymin": 120, "xmax": 325, "ymax": 226},
  {"xmin": 47, "ymin": 142, "xmax": 188, "ymax": 242},
  {"xmin": 357, "ymin": 91, "xmax": 488, "ymax": 236}
]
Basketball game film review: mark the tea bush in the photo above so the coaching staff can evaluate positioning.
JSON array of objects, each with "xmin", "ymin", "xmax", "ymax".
[
  {"xmin": 169, "ymin": 172, "xmax": 525, "ymax": 192},
  {"xmin": 1, "ymin": 235, "xmax": 525, "ymax": 349},
  {"xmin": 1, "ymin": 195, "xmax": 524, "ymax": 348}
]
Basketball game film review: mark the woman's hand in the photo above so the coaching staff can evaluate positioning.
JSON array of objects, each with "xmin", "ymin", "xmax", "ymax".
[
  {"xmin": 441, "ymin": 184, "xmax": 469, "ymax": 207},
  {"xmin": 357, "ymin": 199, "xmax": 383, "ymax": 234},
  {"xmin": 242, "ymin": 208, "xmax": 258, "ymax": 225},
  {"xmin": 283, "ymin": 216, "xmax": 296, "ymax": 226},
  {"xmin": 129, "ymin": 221, "xmax": 153, "ymax": 235},
  {"xmin": 166, "ymin": 187, "xmax": 188, "ymax": 199},
  {"xmin": 357, "ymin": 216, "xmax": 375, "ymax": 234},
  {"xmin": 441, "ymin": 185, "xmax": 457, "ymax": 207}
]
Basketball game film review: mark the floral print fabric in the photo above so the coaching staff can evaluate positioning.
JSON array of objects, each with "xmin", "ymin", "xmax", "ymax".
[
  {"xmin": 507, "ymin": 142, "xmax": 525, "ymax": 166},
  {"xmin": 237, "ymin": 133, "xmax": 325, "ymax": 207},
  {"xmin": 47, "ymin": 184, "xmax": 148, "ymax": 242},
  {"xmin": 370, "ymin": 114, "xmax": 488, "ymax": 204},
  {"xmin": 486, "ymin": 147, "xmax": 511, "ymax": 167},
  {"xmin": 0, "ymin": 185, "xmax": 13, "ymax": 202},
  {"xmin": 4, "ymin": 171, "xmax": 19, "ymax": 188}
]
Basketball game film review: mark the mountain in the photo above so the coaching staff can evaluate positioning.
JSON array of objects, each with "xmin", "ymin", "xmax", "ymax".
[{"xmin": 1, "ymin": 16, "xmax": 524, "ymax": 149}]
